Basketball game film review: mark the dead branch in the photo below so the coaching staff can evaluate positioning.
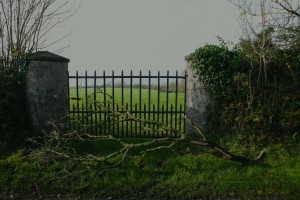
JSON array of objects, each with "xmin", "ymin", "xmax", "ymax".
[{"xmin": 27, "ymin": 90, "xmax": 267, "ymax": 189}]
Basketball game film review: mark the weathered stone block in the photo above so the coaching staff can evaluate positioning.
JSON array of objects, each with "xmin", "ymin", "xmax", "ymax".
[
  {"xmin": 185, "ymin": 62, "xmax": 211, "ymax": 135},
  {"xmin": 26, "ymin": 51, "xmax": 69, "ymax": 133}
]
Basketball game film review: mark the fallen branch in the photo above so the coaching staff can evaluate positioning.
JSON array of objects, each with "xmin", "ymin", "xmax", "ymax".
[
  {"xmin": 27, "ymin": 92, "xmax": 266, "ymax": 189},
  {"xmin": 185, "ymin": 116, "xmax": 266, "ymax": 164}
]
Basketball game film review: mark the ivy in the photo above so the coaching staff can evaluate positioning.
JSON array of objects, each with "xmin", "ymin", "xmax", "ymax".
[
  {"xmin": 186, "ymin": 43, "xmax": 246, "ymax": 105},
  {"xmin": 186, "ymin": 37, "xmax": 300, "ymax": 136}
]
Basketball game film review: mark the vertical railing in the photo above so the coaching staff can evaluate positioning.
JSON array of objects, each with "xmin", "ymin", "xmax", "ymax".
[
  {"xmin": 166, "ymin": 70, "xmax": 169, "ymax": 137},
  {"xmin": 121, "ymin": 70, "xmax": 124, "ymax": 137},
  {"xmin": 175, "ymin": 71, "xmax": 178, "ymax": 137},
  {"xmin": 157, "ymin": 71, "xmax": 160, "ymax": 137},
  {"xmin": 68, "ymin": 70, "xmax": 186, "ymax": 138},
  {"xmin": 148, "ymin": 71, "xmax": 151, "ymax": 137},
  {"xmin": 112, "ymin": 70, "xmax": 115, "ymax": 136},
  {"xmin": 139, "ymin": 71, "xmax": 142, "ymax": 135},
  {"xmin": 130, "ymin": 70, "xmax": 133, "ymax": 136},
  {"xmin": 93, "ymin": 71, "xmax": 97, "ymax": 135}
]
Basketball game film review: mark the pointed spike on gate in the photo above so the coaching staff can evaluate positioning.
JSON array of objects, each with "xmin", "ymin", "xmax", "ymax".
[{"xmin": 112, "ymin": 70, "xmax": 114, "ymax": 75}]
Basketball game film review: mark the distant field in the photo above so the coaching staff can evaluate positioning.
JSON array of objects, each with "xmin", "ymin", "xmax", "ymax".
[
  {"xmin": 69, "ymin": 87, "xmax": 185, "ymax": 109},
  {"xmin": 69, "ymin": 87, "xmax": 186, "ymax": 137}
]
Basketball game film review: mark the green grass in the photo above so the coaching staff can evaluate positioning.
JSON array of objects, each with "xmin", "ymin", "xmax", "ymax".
[
  {"xmin": 69, "ymin": 88, "xmax": 186, "ymax": 137},
  {"xmin": 69, "ymin": 87, "xmax": 185, "ymax": 108},
  {"xmin": 1, "ymin": 138, "xmax": 300, "ymax": 199}
]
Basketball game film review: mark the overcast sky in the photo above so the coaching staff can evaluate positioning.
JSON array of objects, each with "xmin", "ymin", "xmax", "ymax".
[{"xmin": 50, "ymin": 0, "xmax": 241, "ymax": 75}]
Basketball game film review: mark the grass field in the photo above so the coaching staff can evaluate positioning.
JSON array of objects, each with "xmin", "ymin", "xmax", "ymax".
[
  {"xmin": 69, "ymin": 87, "xmax": 186, "ymax": 137},
  {"xmin": 69, "ymin": 87, "xmax": 185, "ymax": 109},
  {"xmin": 1, "ymin": 137, "xmax": 299, "ymax": 199}
]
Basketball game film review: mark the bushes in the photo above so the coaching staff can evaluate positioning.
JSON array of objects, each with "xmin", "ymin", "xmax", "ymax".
[
  {"xmin": 186, "ymin": 38, "xmax": 300, "ymax": 137},
  {"xmin": 0, "ymin": 56, "xmax": 29, "ymax": 136}
]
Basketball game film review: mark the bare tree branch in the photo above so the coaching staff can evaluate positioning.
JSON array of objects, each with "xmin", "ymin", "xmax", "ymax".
[
  {"xmin": 0, "ymin": 0, "xmax": 77, "ymax": 69},
  {"xmin": 274, "ymin": 0, "xmax": 300, "ymax": 17}
]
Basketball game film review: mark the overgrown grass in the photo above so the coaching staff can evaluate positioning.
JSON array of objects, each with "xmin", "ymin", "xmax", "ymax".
[{"xmin": 0, "ymin": 137, "xmax": 299, "ymax": 199}]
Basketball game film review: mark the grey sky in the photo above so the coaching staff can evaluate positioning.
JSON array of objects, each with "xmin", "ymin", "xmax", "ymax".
[{"xmin": 50, "ymin": 0, "xmax": 241, "ymax": 75}]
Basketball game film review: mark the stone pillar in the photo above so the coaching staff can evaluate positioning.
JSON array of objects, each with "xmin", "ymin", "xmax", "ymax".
[
  {"xmin": 185, "ymin": 62, "xmax": 211, "ymax": 135},
  {"xmin": 26, "ymin": 51, "xmax": 70, "ymax": 133}
]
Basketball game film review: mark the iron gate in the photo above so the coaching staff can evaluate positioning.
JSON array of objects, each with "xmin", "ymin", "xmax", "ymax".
[{"xmin": 68, "ymin": 70, "xmax": 186, "ymax": 138}]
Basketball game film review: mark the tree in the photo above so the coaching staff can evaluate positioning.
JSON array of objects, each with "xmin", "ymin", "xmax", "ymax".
[
  {"xmin": 229, "ymin": 0, "xmax": 277, "ymax": 84},
  {"xmin": 273, "ymin": 0, "xmax": 300, "ymax": 18},
  {"xmin": 201, "ymin": 0, "xmax": 300, "ymax": 135},
  {"xmin": 0, "ymin": 0, "xmax": 75, "ymax": 69},
  {"xmin": 229, "ymin": 0, "xmax": 300, "ymax": 49},
  {"xmin": 0, "ymin": 0, "xmax": 76, "ymax": 133}
]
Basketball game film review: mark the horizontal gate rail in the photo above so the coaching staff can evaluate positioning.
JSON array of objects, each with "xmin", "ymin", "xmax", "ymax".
[{"xmin": 68, "ymin": 70, "xmax": 186, "ymax": 138}]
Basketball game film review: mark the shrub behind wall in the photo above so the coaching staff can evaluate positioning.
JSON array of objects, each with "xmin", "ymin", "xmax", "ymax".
[{"xmin": 186, "ymin": 39, "xmax": 300, "ymax": 137}]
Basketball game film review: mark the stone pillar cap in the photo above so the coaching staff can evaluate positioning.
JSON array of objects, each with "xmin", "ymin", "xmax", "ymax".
[{"xmin": 27, "ymin": 51, "xmax": 70, "ymax": 62}]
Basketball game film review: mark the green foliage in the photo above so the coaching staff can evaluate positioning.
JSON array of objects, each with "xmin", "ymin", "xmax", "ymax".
[
  {"xmin": 186, "ymin": 39, "xmax": 247, "ymax": 105},
  {"xmin": 186, "ymin": 40, "xmax": 248, "ymax": 134},
  {"xmin": 186, "ymin": 35, "xmax": 300, "ymax": 136}
]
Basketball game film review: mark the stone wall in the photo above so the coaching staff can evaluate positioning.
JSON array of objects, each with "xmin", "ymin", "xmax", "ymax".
[
  {"xmin": 185, "ymin": 62, "xmax": 211, "ymax": 135},
  {"xmin": 26, "ymin": 51, "xmax": 69, "ymax": 133}
]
